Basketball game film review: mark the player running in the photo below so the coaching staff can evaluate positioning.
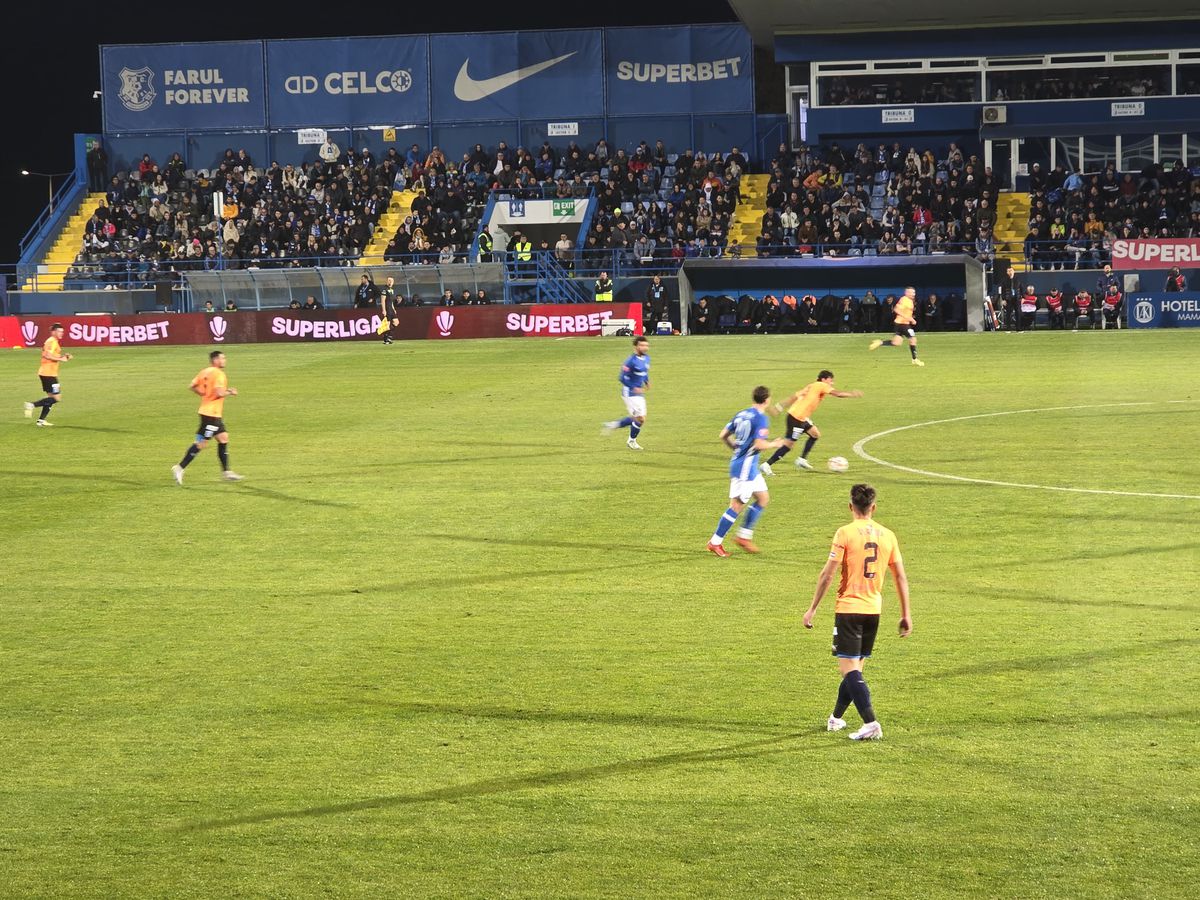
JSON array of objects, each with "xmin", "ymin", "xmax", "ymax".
[
  {"xmin": 761, "ymin": 369, "xmax": 862, "ymax": 474},
  {"xmin": 603, "ymin": 336, "xmax": 650, "ymax": 450},
  {"xmin": 868, "ymin": 285, "xmax": 925, "ymax": 366},
  {"xmin": 706, "ymin": 385, "xmax": 784, "ymax": 556},
  {"xmin": 172, "ymin": 350, "xmax": 243, "ymax": 484},
  {"xmin": 24, "ymin": 323, "xmax": 72, "ymax": 427},
  {"xmin": 803, "ymin": 483, "xmax": 912, "ymax": 741}
]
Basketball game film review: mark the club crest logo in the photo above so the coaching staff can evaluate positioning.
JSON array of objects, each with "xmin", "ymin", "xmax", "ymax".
[
  {"xmin": 21, "ymin": 321, "xmax": 38, "ymax": 345},
  {"xmin": 118, "ymin": 67, "xmax": 156, "ymax": 112},
  {"xmin": 1134, "ymin": 300, "xmax": 1155, "ymax": 324},
  {"xmin": 435, "ymin": 310, "xmax": 454, "ymax": 337},
  {"xmin": 209, "ymin": 315, "xmax": 227, "ymax": 342}
]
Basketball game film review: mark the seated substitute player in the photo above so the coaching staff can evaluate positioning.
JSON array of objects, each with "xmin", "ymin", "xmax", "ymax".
[
  {"xmin": 24, "ymin": 323, "xmax": 72, "ymax": 426},
  {"xmin": 868, "ymin": 285, "xmax": 925, "ymax": 366},
  {"xmin": 603, "ymin": 336, "xmax": 650, "ymax": 450},
  {"xmin": 706, "ymin": 385, "xmax": 784, "ymax": 557},
  {"xmin": 172, "ymin": 350, "xmax": 243, "ymax": 484},
  {"xmin": 803, "ymin": 483, "xmax": 912, "ymax": 741},
  {"xmin": 1045, "ymin": 288, "xmax": 1065, "ymax": 330},
  {"xmin": 762, "ymin": 369, "xmax": 862, "ymax": 474}
]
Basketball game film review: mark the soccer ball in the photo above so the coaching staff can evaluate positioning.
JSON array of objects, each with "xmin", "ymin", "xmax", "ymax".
[{"xmin": 828, "ymin": 456, "xmax": 849, "ymax": 473}]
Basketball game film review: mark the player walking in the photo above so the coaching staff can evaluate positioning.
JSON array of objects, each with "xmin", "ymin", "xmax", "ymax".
[
  {"xmin": 761, "ymin": 369, "xmax": 862, "ymax": 474},
  {"xmin": 803, "ymin": 484, "xmax": 912, "ymax": 740},
  {"xmin": 868, "ymin": 285, "xmax": 925, "ymax": 365},
  {"xmin": 172, "ymin": 350, "xmax": 243, "ymax": 484},
  {"xmin": 603, "ymin": 336, "xmax": 650, "ymax": 450},
  {"xmin": 706, "ymin": 385, "xmax": 784, "ymax": 556},
  {"xmin": 24, "ymin": 323, "xmax": 72, "ymax": 426}
]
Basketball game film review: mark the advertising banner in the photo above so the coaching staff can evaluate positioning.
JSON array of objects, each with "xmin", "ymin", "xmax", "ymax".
[
  {"xmin": 430, "ymin": 30, "xmax": 604, "ymax": 123},
  {"xmin": 605, "ymin": 24, "xmax": 753, "ymax": 116},
  {"xmin": 102, "ymin": 41, "xmax": 266, "ymax": 133},
  {"xmin": 1127, "ymin": 292, "xmax": 1200, "ymax": 328},
  {"xmin": 5, "ymin": 305, "xmax": 642, "ymax": 348},
  {"xmin": 1111, "ymin": 238, "xmax": 1200, "ymax": 270},
  {"xmin": 266, "ymin": 36, "xmax": 429, "ymax": 127}
]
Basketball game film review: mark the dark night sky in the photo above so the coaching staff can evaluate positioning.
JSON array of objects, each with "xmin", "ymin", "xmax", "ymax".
[{"xmin": 2, "ymin": 2, "xmax": 738, "ymax": 265}]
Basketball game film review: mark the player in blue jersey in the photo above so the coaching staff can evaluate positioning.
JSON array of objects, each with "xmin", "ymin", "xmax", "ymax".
[
  {"xmin": 603, "ymin": 336, "xmax": 651, "ymax": 450},
  {"xmin": 707, "ymin": 385, "xmax": 784, "ymax": 556}
]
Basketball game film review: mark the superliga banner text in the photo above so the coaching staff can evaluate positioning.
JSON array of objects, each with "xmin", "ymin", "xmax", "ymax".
[
  {"xmin": 4, "ymin": 306, "xmax": 643, "ymax": 347},
  {"xmin": 1111, "ymin": 238, "xmax": 1200, "ymax": 269}
]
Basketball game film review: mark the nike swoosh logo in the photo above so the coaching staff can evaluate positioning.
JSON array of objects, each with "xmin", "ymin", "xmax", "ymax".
[{"xmin": 453, "ymin": 52, "xmax": 576, "ymax": 101}]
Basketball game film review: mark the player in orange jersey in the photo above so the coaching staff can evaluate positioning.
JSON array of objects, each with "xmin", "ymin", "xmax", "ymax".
[
  {"xmin": 868, "ymin": 285, "xmax": 925, "ymax": 365},
  {"xmin": 172, "ymin": 350, "xmax": 242, "ymax": 484},
  {"xmin": 24, "ymin": 324, "xmax": 72, "ymax": 426},
  {"xmin": 803, "ymin": 484, "xmax": 912, "ymax": 741},
  {"xmin": 761, "ymin": 369, "xmax": 862, "ymax": 474}
]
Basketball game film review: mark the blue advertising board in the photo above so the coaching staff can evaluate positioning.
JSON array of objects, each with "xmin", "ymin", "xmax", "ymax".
[
  {"xmin": 430, "ymin": 30, "xmax": 604, "ymax": 123},
  {"xmin": 102, "ymin": 42, "xmax": 266, "ymax": 133},
  {"xmin": 605, "ymin": 25, "xmax": 753, "ymax": 116},
  {"xmin": 1127, "ymin": 292, "xmax": 1200, "ymax": 328},
  {"xmin": 266, "ymin": 37, "xmax": 429, "ymax": 128}
]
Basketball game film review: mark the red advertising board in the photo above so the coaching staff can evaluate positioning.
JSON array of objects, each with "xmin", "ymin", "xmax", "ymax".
[
  {"xmin": 1111, "ymin": 239, "xmax": 1200, "ymax": 270},
  {"xmin": 2, "ymin": 304, "xmax": 643, "ymax": 348}
]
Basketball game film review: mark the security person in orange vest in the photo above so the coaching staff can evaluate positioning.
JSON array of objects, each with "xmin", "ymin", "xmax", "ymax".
[{"xmin": 595, "ymin": 270, "xmax": 613, "ymax": 302}]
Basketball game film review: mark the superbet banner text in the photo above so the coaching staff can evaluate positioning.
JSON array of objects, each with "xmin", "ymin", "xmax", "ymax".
[
  {"xmin": 4, "ymin": 305, "xmax": 642, "ymax": 347},
  {"xmin": 1111, "ymin": 238, "xmax": 1200, "ymax": 270}
]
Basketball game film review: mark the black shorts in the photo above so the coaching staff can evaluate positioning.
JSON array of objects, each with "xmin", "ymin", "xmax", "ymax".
[
  {"xmin": 785, "ymin": 414, "xmax": 814, "ymax": 441},
  {"xmin": 197, "ymin": 415, "xmax": 226, "ymax": 441},
  {"xmin": 832, "ymin": 613, "xmax": 880, "ymax": 659},
  {"xmin": 40, "ymin": 375, "xmax": 61, "ymax": 394},
  {"xmin": 894, "ymin": 324, "xmax": 916, "ymax": 339}
]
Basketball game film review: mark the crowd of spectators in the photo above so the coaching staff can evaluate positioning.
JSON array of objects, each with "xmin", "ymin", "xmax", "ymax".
[
  {"xmin": 817, "ymin": 66, "xmax": 1169, "ymax": 108},
  {"xmin": 1021, "ymin": 158, "xmax": 1200, "ymax": 269},
  {"xmin": 751, "ymin": 139, "xmax": 1000, "ymax": 262},
  {"xmin": 72, "ymin": 136, "xmax": 746, "ymax": 285},
  {"xmin": 74, "ymin": 141, "xmax": 401, "ymax": 286},
  {"xmin": 989, "ymin": 66, "xmax": 1169, "ymax": 102},
  {"xmin": 387, "ymin": 139, "xmax": 746, "ymax": 267},
  {"xmin": 689, "ymin": 290, "xmax": 963, "ymax": 334}
]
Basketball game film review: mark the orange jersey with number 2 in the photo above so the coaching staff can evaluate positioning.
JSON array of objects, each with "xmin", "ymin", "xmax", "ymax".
[{"xmin": 829, "ymin": 519, "xmax": 901, "ymax": 615}]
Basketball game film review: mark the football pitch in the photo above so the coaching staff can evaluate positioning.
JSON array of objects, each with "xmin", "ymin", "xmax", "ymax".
[{"xmin": 1, "ymin": 330, "xmax": 1197, "ymax": 898}]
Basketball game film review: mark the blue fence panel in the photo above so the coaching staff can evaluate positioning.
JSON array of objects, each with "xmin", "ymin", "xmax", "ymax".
[
  {"xmin": 693, "ymin": 115, "xmax": 755, "ymax": 159},
  {"xmin": 102, "ymin": 41, "xmax": 267, "ymax": 133},
  {"xmin": 187, "ymin": 133, "xmax": 272, "ymax": 172},
  {"xmin": 430, "ymin": 123, "xmax": 522, "ymax": 161},
  {"xmin": 607, "ymin": 116, "xmax": 692, "ymax": 156},
  {"xmin": 104, "ymin": 134, "xmax": 188, "ymax": 177}
]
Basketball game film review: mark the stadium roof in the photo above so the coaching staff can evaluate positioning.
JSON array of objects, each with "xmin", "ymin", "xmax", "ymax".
[{"xmin": 727, "ymin": 0, "xmax": 1198, "ymax": 47}]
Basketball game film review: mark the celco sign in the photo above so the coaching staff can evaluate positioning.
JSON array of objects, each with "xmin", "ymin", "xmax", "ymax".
[{"xmin": 283, "ymin": 70, "xmax": 414, "ymax": 95}]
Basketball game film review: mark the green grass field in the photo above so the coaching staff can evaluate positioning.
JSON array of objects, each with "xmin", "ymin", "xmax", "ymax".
[{"xmin": 1, "ymin": 330, "xmax": 1198, "ymax": 898}]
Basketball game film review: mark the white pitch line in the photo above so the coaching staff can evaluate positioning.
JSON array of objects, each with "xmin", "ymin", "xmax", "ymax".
[{"xmin": 852, "ymin": 401, "xmax": 1200, "ymax": 501}]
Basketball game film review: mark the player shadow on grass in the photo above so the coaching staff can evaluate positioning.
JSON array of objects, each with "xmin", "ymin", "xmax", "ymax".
[
  {"xmin": 919, "ymin": 636, "xmax": 1200, "ymax": 682},
  {"xmin": 289, "ymin": 561, "xmax": 645, "ymax": 598},
  {"xmin": 211, "ymin": 483, "xmax": 353, "ymax": 509},
  {"xmin": 0, "ymin": 468, "xmax": 146, "ymax": 488},
  {"xmin": 389, "ymin": 700, "xmax": 783, "ymax": 735},
  {"xmin": 177, "ymin": 730, "xmax": 829, "ymax": 833},
  {"xmin": 980, "ymin": 585, "xmax": 1190, "ymax": 614},
  {"xmin": 423, "ymin": 533, "xmax": 699, "ymax": 559}
]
